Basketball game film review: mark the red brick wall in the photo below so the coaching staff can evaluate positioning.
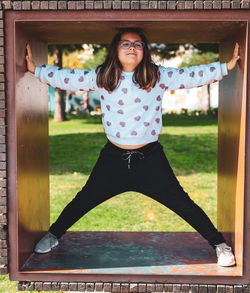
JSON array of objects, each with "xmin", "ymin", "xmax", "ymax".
[
  {"xmin": 0, "ymin": 1, "xmax": 8, "ymax": 276},
  {"xmin": 15, "ymin": 282, "xmax": 250, "ymax": 292},
  {"xmin": 0, "ymin": 0, "xmax": 249, "ymax": 11}
]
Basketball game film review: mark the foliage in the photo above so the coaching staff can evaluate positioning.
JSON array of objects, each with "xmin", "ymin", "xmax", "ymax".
[
  {"xmin": 48, "ymin": 44, "xmax": 83, "ymax": 61},
  {"xmin": 83, "ymin": 47, "xmax": 107, "ymax": 70},
  {"xmin": 48, "ymin": 49, "xmax": 85, "ymax": 69},
  {"xmin": 89, "ymin": 43, "xmax": 219, "ymax": 61},
  {"xmin": 169, "ymin": 108, "xmax": 218, "ymax": 117},
  {"xmin": 149, "ymin": 43, "xmax": 219, "ymax": 60},
  {"xmin": 178, "ymin": 51, "xmax": 219, "ymax": 68}
]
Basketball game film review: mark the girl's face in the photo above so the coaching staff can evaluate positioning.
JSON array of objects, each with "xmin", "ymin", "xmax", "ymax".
[{"xmin": 117, "ymin": 32, "xmax": 144, "ymax": 72}]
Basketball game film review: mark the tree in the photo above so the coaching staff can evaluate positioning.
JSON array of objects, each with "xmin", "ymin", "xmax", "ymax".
[
  {"xmin": 149, "ymin": 43, "xmax": 219, "ymax": 60},
  {"xmin": 48, "ymin": 44, "xmax": 83, "ymax": 122},
  {"xmin": 83, "ymin": 47, "xmax": 107, "ymax": 70}
]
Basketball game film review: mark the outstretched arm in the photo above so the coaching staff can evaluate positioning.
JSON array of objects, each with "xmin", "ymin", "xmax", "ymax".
[
  {"xmin": 159, "ymin": 42, "xmax": 240, "ymax": 91},
  {"xmin": 159, "ymin": 62, "xmax": 228, "ymax": 91},
  {"xmin": 25, "ymin": 43, "xmax": 97, "ymax": 92}
]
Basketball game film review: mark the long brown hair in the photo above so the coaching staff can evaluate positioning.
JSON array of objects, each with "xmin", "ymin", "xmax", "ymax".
[{"xmin": 96, "ymin": 28, "xmax": 160, "ymax": 91}]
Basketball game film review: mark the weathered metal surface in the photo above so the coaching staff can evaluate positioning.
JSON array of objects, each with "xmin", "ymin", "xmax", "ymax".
[
  {"xmin": 218, "ymin": 26, "xmax": 247, "ymax": 275},
  {"xmin": 11, "ymin": 11, "xmax": 249, "ymax": 45},
  {"xmin": 21, "ymin": 232, "xmax": 241, "ymax": 276},
  {"xmin": 6, "ymin": 12, "xmax": 50, "ymax": 274},
  {"xmin": 15, "ymin": 19, "xmax": 244, "ymax": 45}
]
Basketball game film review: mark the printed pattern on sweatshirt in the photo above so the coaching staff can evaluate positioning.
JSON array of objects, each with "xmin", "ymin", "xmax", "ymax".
[{"xmin": 35, "ymin": 61, "xmax": 228, "ymax": 145}]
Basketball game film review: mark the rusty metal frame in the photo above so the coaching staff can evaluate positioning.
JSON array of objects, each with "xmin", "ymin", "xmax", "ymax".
[{"xmin": 5, "ymin": 10, "xmax": 250, "ymax": 284}]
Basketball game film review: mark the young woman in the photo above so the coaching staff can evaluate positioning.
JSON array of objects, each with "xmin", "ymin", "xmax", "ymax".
[{"xmin": 26, "ymin": 27, "xmax": 240, "ymax": 267}]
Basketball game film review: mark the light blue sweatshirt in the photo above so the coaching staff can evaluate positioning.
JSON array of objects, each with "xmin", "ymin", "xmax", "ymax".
[{"xmin": 35, "ymin": 62, "xmax": 228, "ymax": 145}]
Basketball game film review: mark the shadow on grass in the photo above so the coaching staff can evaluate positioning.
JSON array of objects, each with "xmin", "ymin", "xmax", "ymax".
[
  {"xmin": 62, "ymin": 113, "xmax": 218, "ymax": 127},
  {"xmin": 49, "ymin": 131, "xmax": 217, "ymax": 176}
]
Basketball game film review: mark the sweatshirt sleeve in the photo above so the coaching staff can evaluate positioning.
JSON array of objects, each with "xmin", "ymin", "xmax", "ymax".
[
  {"xmin": 34, "ymin": 64, "xmax": 97, "ymax": 92},
  {"xmin": 159, "ymin": 61, "xmax": 228, "ymax": 91}
]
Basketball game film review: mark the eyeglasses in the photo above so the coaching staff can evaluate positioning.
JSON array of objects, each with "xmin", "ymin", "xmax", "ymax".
[{"xmin": 119, "ymin": 40, "xmax": 145, "ymax": 50}]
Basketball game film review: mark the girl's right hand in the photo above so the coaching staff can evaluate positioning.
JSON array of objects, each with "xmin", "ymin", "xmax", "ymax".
[
  {"xmin": 226, "ymin": 42, "xmax": 240, "ymax": 71},
  {"xmin": 25, "ymin": 43, "xmax": 36, "ymax": 74}
]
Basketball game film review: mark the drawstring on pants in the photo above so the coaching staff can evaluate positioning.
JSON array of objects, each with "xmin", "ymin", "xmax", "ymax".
[{"xmin": 121, "ymin": 150, "xmax": 145, "ymax": 169}]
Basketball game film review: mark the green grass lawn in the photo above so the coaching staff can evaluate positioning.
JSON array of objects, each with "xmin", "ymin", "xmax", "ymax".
[
  {"xmin": 49, "ymin": 113, "xmax": 218, "ymax": 232},
  {"xmin": 0, "ymin": 113, "xmax": 218, "ymax": 292}
]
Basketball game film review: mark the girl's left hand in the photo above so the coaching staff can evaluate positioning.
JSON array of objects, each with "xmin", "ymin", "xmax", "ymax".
[{"xmin": 227, "ymin": 43, "xmax": 240, "ymax": 71}]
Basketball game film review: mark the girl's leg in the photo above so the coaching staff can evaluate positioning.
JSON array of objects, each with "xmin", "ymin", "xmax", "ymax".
[
  {"xmin": 49, "ymin": 141, "xmax": 131, "ymax": 239},
  {"xmin": 130, "ymin": 142, "xmax": 225, "ymax": 248}
]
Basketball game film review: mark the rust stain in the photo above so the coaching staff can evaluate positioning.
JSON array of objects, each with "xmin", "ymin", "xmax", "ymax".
[
  {"xmin": 21, "ymin": 231, "xmax": 242, "ymax": 276},
  {"xmin": 152, "ymin": 270, "xmax": 165, "ymax": 274}
]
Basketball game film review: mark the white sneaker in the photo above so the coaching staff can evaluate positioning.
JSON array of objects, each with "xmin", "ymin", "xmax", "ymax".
[
  {"xmin": 215, "ymin": 243, "xmax": 236, "ymax": 267},
  {"xmin": 34, "ymin": 232, "xmax": 59, "ymax": 254}
]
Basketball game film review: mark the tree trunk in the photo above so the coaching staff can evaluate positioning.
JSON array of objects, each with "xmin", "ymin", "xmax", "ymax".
[
  {"xmin": 207, "ymin": 83, "xmax": 211, "ymax": 111},
  {"xmin": 54, "ymin": 89, "xmax": 67, "ymax": 122},
  {"xmin": 53, "ymin": 47, "xmax": 67, "ymax": 122}
]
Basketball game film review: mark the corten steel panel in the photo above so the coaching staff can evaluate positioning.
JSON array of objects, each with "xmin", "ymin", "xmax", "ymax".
[
  {"xmin": 6, "ymin": 15, "xmax": 50, "ymax": 275},
  {"xmin": 244, "ymin": 24, "xmax": 250, "ymax": 285},
  {"xmin": 16, "ymin": 28, "xmax": 49, "ymax": 269},
  {"xmin": 218, "ymin": 27, "xmax": 248, "ymax": 275},
  {"xmin": 5, "ymin": 10, "xmax": 250, "ymax": 284},
  {"xmin": 20, "ymin": 231, "xmax": 241, "ymax": 276},
  {"xmin": 16, "ymin": 20, "xmax": 243, "ymax": 45}
]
